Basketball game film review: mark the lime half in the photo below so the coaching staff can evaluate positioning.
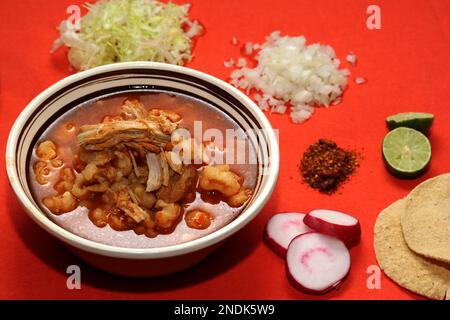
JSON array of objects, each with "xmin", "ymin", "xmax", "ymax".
[
  {"xmin": 382, "ymin": 127, "xmax": 431, "ymax": 179},
  {"xmin": 386, "ymin": 112, "xmax": 434, "ymax": 135}
]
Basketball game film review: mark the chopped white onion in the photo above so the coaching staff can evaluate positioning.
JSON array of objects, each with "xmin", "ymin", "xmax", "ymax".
[
  {"xmin": 346, "ymin": 53, "xmax": 357, "ymax": 66},
  {"xmin": 271, "ymin": 105, "xmax": 287, "ymax": 114},
  {"xmin": 230, "ymin": 32, "xmax": 349, "ymax": 123},
  {"xmin": 355, "ymin": 77, "xmax": 366, "ymax": 85},
  {"xmin": 224, "ymin": 58, "xmax": 235, "ymax": 68},
  {"xmin": 244, "ymin": 42, "xmax": 253, "ymax": 55},
  {"xmin": 236, "ymin": 58, "xmax": 247, "ymax": 68}
]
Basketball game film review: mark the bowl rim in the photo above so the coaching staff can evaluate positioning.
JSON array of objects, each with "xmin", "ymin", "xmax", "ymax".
[{"xmin": 5, "ymin": 61, "xmax": 279, "ymax": 259}]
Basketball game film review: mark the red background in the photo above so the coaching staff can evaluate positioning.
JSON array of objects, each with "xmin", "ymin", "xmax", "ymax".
[{"xmin": 1, "ymin": 0, "xmax": 449, "ymax": 300}]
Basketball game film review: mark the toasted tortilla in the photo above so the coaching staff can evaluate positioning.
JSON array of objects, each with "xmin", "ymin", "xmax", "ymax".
[
  {"xmin": 402, "ymin": 174, "xmax": 450, "ymax": 264},
  {"xmin": 374, "ymin": 199, "xmax": 450, "ymax": 300}
]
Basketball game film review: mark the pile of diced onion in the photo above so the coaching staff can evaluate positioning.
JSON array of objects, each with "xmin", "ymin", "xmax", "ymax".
[{"xmin": 230, "ymin": 31, "xmax": 350, "ymax": 123}]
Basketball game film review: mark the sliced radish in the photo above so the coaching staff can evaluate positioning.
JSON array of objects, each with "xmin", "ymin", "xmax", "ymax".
[
  {"xmin": 263, "ymin": 212, "xmax": 313, "ymax": 257},
  {"xmin": 303, "ymin": 209, "xmax": 361, "ymax": 248},
  {"xmin": 286, "ymin": 232, "xmax": 351, "ymax": 295}
]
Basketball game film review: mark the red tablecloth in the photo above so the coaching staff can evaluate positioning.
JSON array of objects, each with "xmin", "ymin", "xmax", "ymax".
[{"xmin": 1, "ymin": 0, "xmax": 449, "ymax": 300}]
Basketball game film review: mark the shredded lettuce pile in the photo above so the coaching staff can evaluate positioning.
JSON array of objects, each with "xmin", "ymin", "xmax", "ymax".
[{"xmin": 51, "ymin": 0, "xmax": 202, "ymax": 70}]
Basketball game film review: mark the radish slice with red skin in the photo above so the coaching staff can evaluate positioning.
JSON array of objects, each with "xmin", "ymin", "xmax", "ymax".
[
  {"xmin": 286, "ymin": 232, "xmax": 351, "ymax": 295},
  {"xmin": 263, "ymin": 212, "xmax": 313, "ymax": 257},
  {"xmin": 303, "ymin": 209, "xmax": 361, "ymax": 248}
]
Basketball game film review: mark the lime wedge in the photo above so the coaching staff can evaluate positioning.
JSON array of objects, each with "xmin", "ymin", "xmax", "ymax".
[
  {"xmin": 386, "ymin": 112, "xmax": 434, "ymax": 135},
  {"xmin": 382, "ymin": 127, "xmax": 431, "ymax": 179}
]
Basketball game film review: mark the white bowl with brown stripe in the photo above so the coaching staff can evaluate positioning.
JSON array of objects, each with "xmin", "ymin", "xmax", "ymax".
[{"xmin": 5, "ymin": 62, "xmax": 279, "ymax": 277}]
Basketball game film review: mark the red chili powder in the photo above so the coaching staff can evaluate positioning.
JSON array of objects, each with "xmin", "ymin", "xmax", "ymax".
[{"xmin": 300, "ymin": 139, "xmax": 358, "ymax": 193}]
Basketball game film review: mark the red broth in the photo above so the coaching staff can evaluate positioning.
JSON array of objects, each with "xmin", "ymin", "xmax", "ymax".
[{"xmin": 29, "ymin": 91, "xmax": 258, "ymax": 248}]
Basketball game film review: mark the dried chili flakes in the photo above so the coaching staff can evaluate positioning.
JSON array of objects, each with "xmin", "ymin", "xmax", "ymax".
[{"xmin": 300, "ymin": 139, "xmax": 358, "ymax": 193}]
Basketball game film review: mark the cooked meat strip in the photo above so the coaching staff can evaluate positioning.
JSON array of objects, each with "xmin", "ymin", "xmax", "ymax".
[
  {"xmin": 146, "ymin": 152, "xmax": 162, "ymax": 192},
  {"xmin": 116, "ymin": 190, "xmax": 149, "ymax": 223},
  {"xmin": 121, "ymin": 101, "xmax": 180, "ymax": 134},
  {"xmin": 156, "ymin": 166, "xmax": 198, "ymax": 203},
  {"xmin": 121, "ymin": 99, "xmax": 148, "ymax": 119},
  {"xmin": 79, "ymin": 150, "xmax": 114, "ymax": 166},
  {"xmin": 160, "ymin": 150, "xmax": 170, "ymax": 187},
  {"xmin": 77, "ymin": 119, "xmax": 171, "ymax": 153}
]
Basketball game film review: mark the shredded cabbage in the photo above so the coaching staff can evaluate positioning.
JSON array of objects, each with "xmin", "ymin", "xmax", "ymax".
[{"xmin": 51, "ymin": 0, "xmax": 202, "ymax": 70}]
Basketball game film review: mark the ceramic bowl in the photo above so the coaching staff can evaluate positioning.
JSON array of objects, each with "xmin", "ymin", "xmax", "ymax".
[{"xmin": 5, "ymin": 62, "xmax": 279, "ymax": 277}]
